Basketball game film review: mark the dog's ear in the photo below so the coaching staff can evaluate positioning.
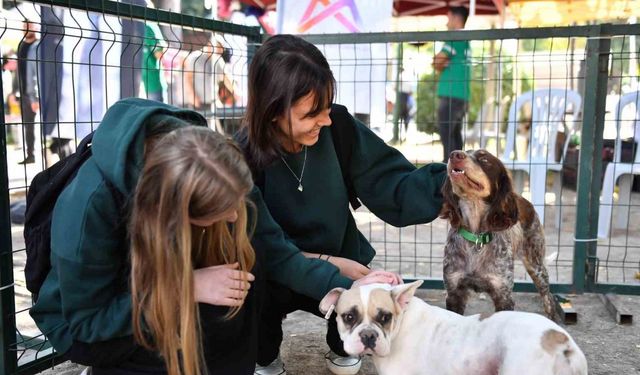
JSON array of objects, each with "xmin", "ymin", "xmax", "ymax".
[
  {"xmin": 319, "ymin": 287, "xmax": 345, "ymax": 315},
  {"xmin": 486, "ymin": 169, "xmax": 519, "ymax": 231},
  {"xmin": 391, "ymin": 280, "xmax": 423, "ymax": 311},
  {"xmin": 440, "ymin": 178, "xmax": 462, "ymax": 229}
]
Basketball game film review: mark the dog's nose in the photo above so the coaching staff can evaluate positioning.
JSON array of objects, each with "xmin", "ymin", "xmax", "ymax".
[
  {"xmin": 450, "ymin": 150, "xmax": 466, "ymax": 161},
  {"xmin": 360, "ymin": 329, "xmax": 378, "ymax": 349}
]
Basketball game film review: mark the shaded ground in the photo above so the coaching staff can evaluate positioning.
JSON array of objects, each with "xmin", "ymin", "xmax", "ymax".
[{"xmin": 39, "ymin": 291, "xmax": 640, "ymax": 375}]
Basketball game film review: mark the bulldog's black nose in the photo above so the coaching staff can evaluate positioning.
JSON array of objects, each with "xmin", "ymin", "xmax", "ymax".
[
  {"xmin": 360, "ymin": 329, "xmax": 378, "ymax": 349},
  {"xmin": 450, "ymin": 150, "xmax": 466, "ymax": 161}
]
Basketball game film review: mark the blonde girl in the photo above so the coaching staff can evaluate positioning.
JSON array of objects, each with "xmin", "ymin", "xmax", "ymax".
[{"xmin": 31, "ymin": 99, "xmax": 260, "ymax": 375}]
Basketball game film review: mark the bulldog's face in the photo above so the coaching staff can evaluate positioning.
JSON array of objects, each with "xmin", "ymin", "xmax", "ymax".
[{"xmin": 319, "ymin": 281, "xmax": 423, "ymax": 357}]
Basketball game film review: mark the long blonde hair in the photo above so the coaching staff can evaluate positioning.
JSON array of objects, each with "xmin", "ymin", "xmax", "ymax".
[{"xmin": 130, "ymin": 126, "xmax": 255, "ymax": 375}]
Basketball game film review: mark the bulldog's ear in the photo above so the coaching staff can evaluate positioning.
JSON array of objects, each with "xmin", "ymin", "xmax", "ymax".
[
  {"xmin": 319, "ymin": 287, "xmax": 345, "ymax": 315},
  {"xmin": 391, "ymin": 280, "xmax": 423, "ymax": 310}
]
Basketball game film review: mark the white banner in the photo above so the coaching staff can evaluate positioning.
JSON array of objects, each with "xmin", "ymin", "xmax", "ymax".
[{"xmin": 276, "ymin": 0, "xmax": 393, "ymax": 124}]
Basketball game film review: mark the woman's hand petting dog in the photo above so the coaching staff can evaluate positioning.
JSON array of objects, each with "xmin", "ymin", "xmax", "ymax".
[
  {"xmin": 328, "ymin": 256, "xmax": 371, "ymax": 280},
  {"xmin": 302, "ymin": 251, "xmax": 402, "ymax": 285},
  {"xmin": 194, "ymin": 263, "xmax": 254, "ymax": 306},
  {"xmin": 353, "ymin": 270, "xmax": 403, "ymax": 287}
]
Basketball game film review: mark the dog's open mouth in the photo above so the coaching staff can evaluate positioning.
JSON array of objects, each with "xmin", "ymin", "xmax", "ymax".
[{"xmin": 450, "ymin": 168, "xmax": 484, "ymax": 191}]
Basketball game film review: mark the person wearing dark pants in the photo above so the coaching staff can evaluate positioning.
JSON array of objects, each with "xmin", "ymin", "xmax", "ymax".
[
  {"xmin": 256, "ymin": 283, "xmax": 347, "ymax": 369},
  {"xmin": 433, "ymin": 6, "xmax": 471, "ymax": 162},
  {"xmin": 237, "ymin": 35, "xmax": 445, "ymax": 375},
  {"xmin": 18, "ymin": 92, "xmax": 36, "ymax": 164},
  {"xmin": 17, "ymin": 20, "xmax": 40, "ymax": 165},
  {"xmin": 31, "ymin": 100, "xmax": 261, "ymax": 375},
  {"xmin": 437, "ymin": 97, "xmax": 468, "ymax": 162}
]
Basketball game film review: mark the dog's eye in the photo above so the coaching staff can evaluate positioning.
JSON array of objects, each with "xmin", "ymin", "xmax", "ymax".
[
  {"xmin": 343, "ymin": 313, "xmax": 355, "ymax": 324},
  {"xmin": 378, "ymin": 313, "xmax": 392, "ymax": 325}
]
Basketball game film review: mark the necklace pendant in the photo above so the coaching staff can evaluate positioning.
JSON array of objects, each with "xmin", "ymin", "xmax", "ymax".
[{"xmin": 298, "ymin": 183, "xmax": 303, "ymax": 192}]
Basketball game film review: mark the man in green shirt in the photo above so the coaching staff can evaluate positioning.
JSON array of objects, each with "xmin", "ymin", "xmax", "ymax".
[
  {"xmin": 433, "ymin": 6, "xmax": 471, "ymax": 162},
  {"xmin": 142, "ymin": 22, "xmax": 166, "ymax": 102}
]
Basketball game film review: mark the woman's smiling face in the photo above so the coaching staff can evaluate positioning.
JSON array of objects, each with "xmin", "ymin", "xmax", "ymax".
[{"xmin": 277, "ymin": 92, "xmax": 332, "ymax": 152}]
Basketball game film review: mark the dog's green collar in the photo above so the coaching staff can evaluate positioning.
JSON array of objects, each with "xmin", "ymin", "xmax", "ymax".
[{"xmin": 458, "ymin": 227, "xmax": 493, "ymax": 246}]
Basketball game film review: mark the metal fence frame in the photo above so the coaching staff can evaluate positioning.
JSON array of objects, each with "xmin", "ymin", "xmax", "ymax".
[{"xmin": 0, "ymin": 1, "xmax": 639, "ymax": 372}]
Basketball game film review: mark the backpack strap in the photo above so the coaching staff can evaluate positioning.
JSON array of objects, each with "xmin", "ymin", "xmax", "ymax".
[
  {"xmin": 329, "ymin": 104, "xmax": 361, "ymax": 210},
  {"xmin": 25, "ymin": 132, "xmax": 95, "ymax": 225}
]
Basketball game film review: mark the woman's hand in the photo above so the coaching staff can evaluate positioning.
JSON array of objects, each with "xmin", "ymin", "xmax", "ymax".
[
  {"xmin": 352, "ymin": 270, "xmax": 403, "ymax": 288},
  {"xmin": 194, "ymin": 263, "xmax": 254, "ymax": 307},
  {"xmin": 327, "ymin": 256, "xmax": 371, "ymax": 280}
]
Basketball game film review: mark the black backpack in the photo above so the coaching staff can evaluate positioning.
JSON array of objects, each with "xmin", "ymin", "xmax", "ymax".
[
  {"xmin": 23, "ymin": 132, "xmax": 122, "ymax": 301},
  {"xmin": 251, "ymin": 104, "xmax": 362, "ymax": 210}
]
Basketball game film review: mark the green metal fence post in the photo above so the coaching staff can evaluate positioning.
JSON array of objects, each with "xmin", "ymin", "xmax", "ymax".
[
  {"xmin": 573, "ymin": 27, "xmax": 611, "ymax": 293},
  {"xmin": 0, "ymin": 61, "xmax": 18, "ymax": 375},
  {"xmin": 391, "ymin": 43, "xmax": 403, "ymax": 144}
]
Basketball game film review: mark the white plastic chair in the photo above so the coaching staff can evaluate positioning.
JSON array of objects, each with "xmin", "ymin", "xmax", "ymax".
[
  {"xmin": 464, "ymin": 102, "xmax": 501, "ymax": 150},
  {"xmin": 500, "ymin": 89, "xmax": 582, "ymax": 226},
  {"xmin": 598, "ymin": 91, "xmax": 640, "ymax": 238}
]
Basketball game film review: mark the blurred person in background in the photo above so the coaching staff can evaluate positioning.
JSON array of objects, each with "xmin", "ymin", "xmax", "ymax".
[
  {"xmin": 142, "ymin": 0, "xmax": 167, "ymax": 102},
  {"xmin": 17, "ymin": 20, "xmax": 40, "ymax": 165},
  {"xmin": 2, "ymin": 51, "xmax": 22, "ymax": 147},
  {"xmin": 433, "ymin": 6, "xmax": 471, "ymax": 162}
]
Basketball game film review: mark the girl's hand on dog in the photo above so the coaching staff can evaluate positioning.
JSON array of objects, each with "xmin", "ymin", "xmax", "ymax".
[
  {"xmin": 328, "ymin": 256, "xmax": 371, "ymax": 280},
  {"xmin": 194, "ymin": 263, "xmax": 254, "ymax": 307},
  {"xmin": 353, "ymin": 270, "xmax": 403, "ymax": 287}
]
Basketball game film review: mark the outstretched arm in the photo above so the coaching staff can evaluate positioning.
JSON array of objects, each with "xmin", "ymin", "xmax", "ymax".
[{"xmin": 348, "ymin": 117, "xmax": 447, "ymax": 227}]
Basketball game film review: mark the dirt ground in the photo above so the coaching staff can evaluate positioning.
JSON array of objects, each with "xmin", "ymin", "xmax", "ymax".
[
  {"xmin": 38, "ymin": 290, "xmax": 640, "ymax": 375},
  {"xmin": 9, "ymin": 132, "xmax": 639, "ymax": 374}
]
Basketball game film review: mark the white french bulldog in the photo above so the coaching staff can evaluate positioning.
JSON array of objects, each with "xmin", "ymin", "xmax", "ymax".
[{"xmin": 319, "ymin": 280, "xmax": 587, "ymax": 375}]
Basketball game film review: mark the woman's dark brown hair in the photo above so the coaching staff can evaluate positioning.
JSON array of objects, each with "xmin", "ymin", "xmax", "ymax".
[{"xmin": 240, "ymin": 34, "xmax": 336, "ymax": 171}]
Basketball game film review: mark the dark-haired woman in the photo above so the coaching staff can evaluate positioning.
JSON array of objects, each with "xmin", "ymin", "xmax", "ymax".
[
  {"xmin": 30, "ymin": 98, "xmax": 398, "ymax": 375},
  {"xmin": 238, "ymin": 34, "xmax": 447, "ymax": 375}
]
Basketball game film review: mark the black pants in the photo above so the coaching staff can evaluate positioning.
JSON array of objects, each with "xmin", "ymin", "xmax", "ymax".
[
  {"xmin": 398, "ymin": 92, "xmax": 412, "ymax": 131},
  {"xmin": 437, "ymin": 97, "xmax": 468, "ymax": 162},
  {"xmin": 257, "ymin": 282, "xmax": 347, "ymax": 366},
  {"xmin": 65, "ymin": 256, "xmax": 265, "ymax": 375},
  {"xmin": 20, "ymin": 100, "xmax": 36, "ymax": 158}
]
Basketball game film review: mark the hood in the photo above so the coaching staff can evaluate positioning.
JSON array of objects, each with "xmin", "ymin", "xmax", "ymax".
[{"xmin": 92, "ymin": 98, "xmax": 208, "ymax": 195}]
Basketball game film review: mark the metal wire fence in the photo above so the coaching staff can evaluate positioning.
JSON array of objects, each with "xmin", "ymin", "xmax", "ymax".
[
  {"xmin": 0, "ymin": 1, "xmax": 259, "ymax": 373},
  {"xmin": 302, "ymin": 25, "xmax": 640, "ymax": 294},
  {"xmin": 0, "ymin": 1, "xmax": 639, "ymax": 373}
]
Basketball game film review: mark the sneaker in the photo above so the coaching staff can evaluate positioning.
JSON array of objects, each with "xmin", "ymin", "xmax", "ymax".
[
  {"xmin": 254, "ymin": 356, "xmax": 286, "ymax": 375},
  {"xmin": 324, "ymin": 351, "xmax": 361, "ymax": 375}
]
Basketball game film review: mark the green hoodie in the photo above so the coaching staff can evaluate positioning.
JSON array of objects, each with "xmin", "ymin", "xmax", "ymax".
[{"xmin": 29, "ymin": 99, "xmax": 208, "ymax": 352}]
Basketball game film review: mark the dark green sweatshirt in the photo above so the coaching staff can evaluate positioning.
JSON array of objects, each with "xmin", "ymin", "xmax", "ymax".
[
  {"xmin": 29, "ymin": 99, "xmax": 211, "ymax": 353},
  {"xmin": 248, "ymin": 106, "xmax": 446, "ymax": 298}
]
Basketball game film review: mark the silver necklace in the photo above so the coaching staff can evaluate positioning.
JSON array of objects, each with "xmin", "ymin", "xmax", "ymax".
[{"xmin": 280, "ymin": 146, "xmax": 307, "ymax": 192}]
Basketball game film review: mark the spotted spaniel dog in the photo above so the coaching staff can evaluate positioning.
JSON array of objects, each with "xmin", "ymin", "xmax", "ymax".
[{"xmin": 440, "ymin": 149, "xmax": 560, "ymax": 322}]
